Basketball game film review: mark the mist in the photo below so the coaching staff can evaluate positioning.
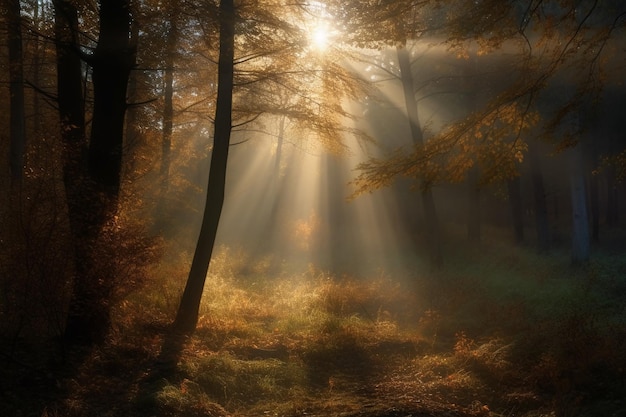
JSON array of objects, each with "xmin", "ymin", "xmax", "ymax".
[{"xmin": 2, "ymin": 1, "xmax": 626, "ymax": 417}]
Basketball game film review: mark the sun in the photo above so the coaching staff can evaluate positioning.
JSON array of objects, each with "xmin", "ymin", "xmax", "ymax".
[{"xmin": 310, "ymin": 23, "xmax": 330, "ymax": 51}]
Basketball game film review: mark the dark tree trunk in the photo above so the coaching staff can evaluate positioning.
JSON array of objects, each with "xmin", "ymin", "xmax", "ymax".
[
  {"xmin": 319, "ymin": 153, "xmax": 349, "ymax": 271},
  {"xmin": 589, "ymin": 169, "xmax": 600, "ymax": 243},
  {"xmin": 467, "ymin": 167, "xmax": 481, "ymax": 241},
  {"xmin": 6, "ymin": 0, "xmax": 26, "ymax": 184},
  {"xmin": 397, "ymin": 43, "xmax": 443, "ymax": 269},
  {"xmin": 88, "ymin": 0, "xmax": 133, "ymax": 194},
  {"xmin": 53, "ymin": 0, "xmax": 93, "ymax": 344},
  {"xmin": 570, "ymin": 145, "xmax": 590, "ymax": 264},
  {"xmin": 53, "ymin": 0, "xmax": 86, "ymax": 175},
  {"xmin": 266, "ymin": 115, "xmax": 286, "ymax": 246},
  {"xmin": 173, "ymin": 0, "xmax": 235, "ymax": 334},
  {"xmin": 529, "ymin": 141, "xmax": 550, "ymax": 252},
  {"xmin": 159, "ymin": 5, "xmax": 179, "ymax": 214},
  {"xmin": 59, "ymin": 0, "xmax": 133, "ymax": 345},
  {"xmin": 507, "ymin": 176, "xmax": 525, "ymax": 244},
  {"xmin": 31, "ymin": 0, "xmax": 43, "ymax": 133},
  {"xmin": 124, "ymin": 20, "xmax": 141, "ymax": 173},
  {"xmin": 606, "ymin": 166, "xmax": 619, "ymax": 227},
  {"xmin": 582, "ymin": 131, "xmax": 600, "ymax": 243}
]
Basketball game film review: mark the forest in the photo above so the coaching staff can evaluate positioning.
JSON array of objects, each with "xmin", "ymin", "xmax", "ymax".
[{"xmin": 1, "ymin": 0, "xmax": 626, "ymax": 416}]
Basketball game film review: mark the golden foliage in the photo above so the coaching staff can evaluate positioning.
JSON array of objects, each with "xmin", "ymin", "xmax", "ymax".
[{"xmin": 353, "ymin": 100, "xmax": 538, "ymax": 196}]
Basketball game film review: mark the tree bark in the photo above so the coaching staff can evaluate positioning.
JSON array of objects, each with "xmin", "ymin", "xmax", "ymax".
[
  {"xmin": 157, "ymin": 5, "xmax": 178, "ymax": 222},
  {"xmin": 507, "ymin": 176, "xmax": 525, "ymax": 244},
  {"xmin": 586, "ymin": 137, "xmax": 600, "ymax": 243},
  {"xmin": 529, "ymin": 140, "xmax": 550, "ymax": 252},
  {"xmin": 588, "ymin": 167, "xmax": 600, "ymax": 243},
  {"xmin": 88, "ymin": 0, "xmax": 133, "ymax": 195},
  {"xmin": 59, "ymin": 0, "xmax": 134, "ymax": 344},
  {"xmin": 570, "ymin": 145, "xmax": 590, "ymax": 264},
  {"xmin": 467, "ymin": 167, "xmax": 481, "ymax": 241},
  {"xmin": 5, "ymin": 0, "xmax": 26, "ymax": 185},
  {"xmin": 606, "ymin": 166, "xmax": 619, "ymax": 227},
  {"xmin": 396, "ymin": 43, "xmax": 443, "ymax": 269},
  {"xmin": 124, "ymin": 19, "xmax": 141, "ymax": 174},
  {"xmin": 173, "ymin": 0, "xmax": 235, "ymax": 334},
  {"xmin": 31, "ymin": 0, "xmax": 43, "ymax": 134}
]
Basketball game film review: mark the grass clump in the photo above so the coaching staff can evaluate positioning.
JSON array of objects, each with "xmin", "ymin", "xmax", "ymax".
[
  {"xmin": 155, "ymin": 380, "xmax": 229, "ymax": 417},
  {"xmin": 177, "ymin": 352, "xmax": 308, "ymax": 414}
]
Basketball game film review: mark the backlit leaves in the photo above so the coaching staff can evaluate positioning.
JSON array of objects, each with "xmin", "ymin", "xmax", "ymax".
[{"xmin": 352, "ymin": 101, "xmax": 538, "ymax": 196}]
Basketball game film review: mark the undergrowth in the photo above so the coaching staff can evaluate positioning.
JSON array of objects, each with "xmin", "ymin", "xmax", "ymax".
[{"xmin": 16, "ymin": 241, "xmax": 626, "ymax": 417}]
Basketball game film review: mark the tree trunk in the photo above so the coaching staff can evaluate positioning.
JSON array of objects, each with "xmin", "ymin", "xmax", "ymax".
[
  {"xmin": 588, "ymin": 168, "xmax": 600, "ymax": 243},
  {"xmin": 467, "ymin": 167, "xmax": 481, "ymax": 241},
  {"xmin": 529, "ymin": 140, "xmax": 550, "ymax": 252},
  {"xmin": 396, "ymin": 43, "xmax": 443, "ymax": 269},
  {"xmin": 585, "ymin": 138, "xmax": 600, "ymax": 243},
  {"xmin": 31, "ymin": 0, "xmax": 43, "ymax": 134},
  {"xmin": 173, "ymin": 0, "xmax": 235, "ymax": 334},
  {"xmin": 5, "ymin": 0, "xmax": 26, "ymax": 185},
  {"xmin": 158, "ymin": 5, "xmax": 179, "ymax": 217},
  {"xmin": 60, "ymin": 0, "xmax": 133, "ymax": 344},
  {"xmin": 606, "ymin": 166, "xmax": 619, "ymax": 227},
  {"xmin": 265, "ymin": 115, "xmax": 286, "ymax": 247},
  {"xmin": 319, "ymin": 153, "xmax": 349, "ymax": 271},
  {"xmin": 507, "ymin": 176, "xmax": 524, "ymax": 244},
  {"xmin": 570, "ymin": 145, "xmax": 590, "ymax": 264},
  {"xmin": 88, "ymin": 0, "xmax": 132, "ymax": 195}
]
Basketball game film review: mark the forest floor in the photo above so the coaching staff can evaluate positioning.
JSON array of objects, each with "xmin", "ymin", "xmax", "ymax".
[{"xmin": 3, "ymin": 239, "xmax": 626, "ymax": 417}]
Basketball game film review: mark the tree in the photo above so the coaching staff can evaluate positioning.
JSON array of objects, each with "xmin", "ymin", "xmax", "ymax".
[
  {"xmin": 157, "ymin": 2, "xmax": 180, "ymax": 220},
  {"xmin": 352, "ymin": 0, "xmax": 625, "ymax": 260},
  {"xmin": 528, "ymin": 140, "xmax": 550, "ymax": 252},
  {"xmin": 4, "ymin": 0, "xmax": 26, "ymax": 185},
  {"xmin": 57, "ymin": 0, "xmax": 136, "ymax": 344},
  {"xmin": 173, "ymin": 0, "xmax": 235, "ymax": 334},
  {"xmin": 171, "ymin": 0, "xmax": 372, "ymax": 332},
  {"xmin": 396, "ymin": 41, "xmax": 443, "ymax": 267}
]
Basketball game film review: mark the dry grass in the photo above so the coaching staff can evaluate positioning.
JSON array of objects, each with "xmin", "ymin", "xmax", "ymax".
[{"xmin": 7, "ymin": 242, "xmax": 626, "ymax": 417}]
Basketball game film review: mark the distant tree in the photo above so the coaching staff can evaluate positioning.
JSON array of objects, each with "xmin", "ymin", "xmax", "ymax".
[
  {"xmin": 158, "ymin": 2, "xmax": 180, "ymax": 216},
  {"xmin": 507, "ymin": 177, "xmax": 525, "ymax": 244},
  {"xmin": 570, "ymin": 144, "xmax": 590, "ymax": 263},
  {"xmin": 4, "ymin": 0, "xmax": 26, "ymax": 185},
  {"xmin": 528, "ymin": 140, "xmax": 550, "ymax": 252},
  {"xmin": 352, "ymin": 0, "xmax": 625, "ymax": 260},
  {"xmin": 327, "ymin": 0, "xmax": 447, "ymax": 267}
]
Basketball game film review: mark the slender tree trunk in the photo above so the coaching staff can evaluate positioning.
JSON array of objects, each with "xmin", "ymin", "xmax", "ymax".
[
  {"xmin": 467, "ymin": 167, "xmax": 481, "ymax": 241},
  {"xmin": 5, "ymin": 0, "xmax": 26, "ymax": 185},
  {"xmin": 266, "ymin": 115, "xmax": 286, "ymax": 246},
  {"xmin": 529, "ymin": 140, "xmax": 550, "ymax": 252},
  {"xmin": 589, "ymin": 169, "xmax": 600, "ymax": 243},
  {"xmin": 606, "ymin": 135, "xmax": 619, "ymax": 227},
  {"xmin": 586, "ymin": 139, "xmax": 600, "ymax": 243},
  {"xmin": 156, "ymin": 6, "xmax": 178, "ymax": 223},
  {"xmin": 173, "ymin": 0, "xmax": 235, "ymax": 334},
  {"xmin": 31, "ymin": 0, "xmax": 43, "ymax": 133},
  {"xmin": 397, "ymin": 43, "xmax": 443, "ymax": 269},
  {"xmin": 464, "ymin": 50, "xmax": 481, "ymax": 242},
  {"xmin": 507, "ymin": 176, "xmax": 525, "ymax": 244},
  {"xmin": 320, "ymin": 153, "xmax": 349, "ymax": 271},
  {"xmin": 124, "ymin": 20, "xmax": 141, "ymax": 174},
  {"xmin": 273, "ymin": 116, "xmax": 285, "ymax": 184},
  {"xmin": 570, "ymin": 145, "xmax": 590, "ymax": 264},
  {"xmin": 606, "ymin": 166, "xmax": 619, "ymax": 227}
]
